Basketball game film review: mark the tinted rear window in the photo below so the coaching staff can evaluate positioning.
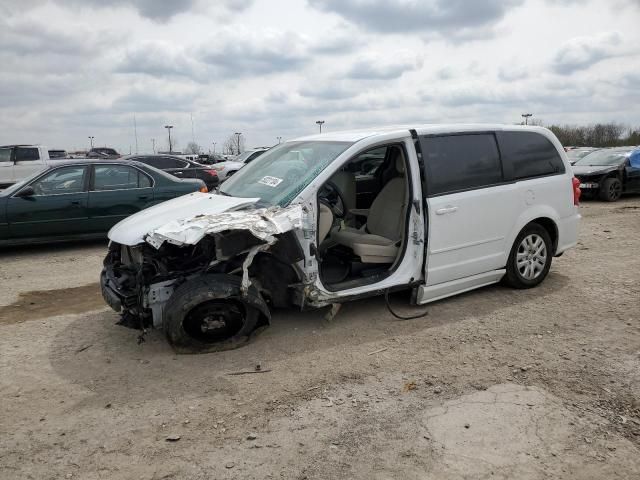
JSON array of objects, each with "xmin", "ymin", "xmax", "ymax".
[
  {"xmin": 421, "ymin": 134, "xmax": 503, "ymax": 196},
  {"xmin": 499, "ymin": 132, "xmax": 565, "ymax": 180},
  {"xmin": 15, "ymin": 147, "xmax": 40, "ymax": 161}
]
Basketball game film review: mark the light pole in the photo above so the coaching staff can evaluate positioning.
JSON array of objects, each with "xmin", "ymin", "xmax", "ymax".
[
  {"xmin": 316, "ymin": 120, "xmax": 325, "ymax": 133},
  {"xmin": 164, "ymin": 125, "xmax": 174, "ymax": 153},
  {"xmin": 151, "ymin": 138, "xmax": 156, "ymax": 154},
  {"xmin": 212, "ymin": 142, "xmax": 217, "ymax": 153},
  {"xmin": 234, "ymin": 132, "xmax": 242, "ymax": 155},
  {"xmin": 522, "ymin": 113, "xmax": 533, "ymax": 125},
  {"xmin": 277, "ymin": 136, "xmax": 282, "ymax": 144},
  {"xmin": 88, "ymin": 136, "xmax": 94, "ymax": 150}
]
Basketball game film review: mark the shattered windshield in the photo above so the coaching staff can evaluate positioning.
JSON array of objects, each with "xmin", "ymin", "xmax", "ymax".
[{"xmin": 220, "ymin": 141, "xmax": 352, "ymax": 206}]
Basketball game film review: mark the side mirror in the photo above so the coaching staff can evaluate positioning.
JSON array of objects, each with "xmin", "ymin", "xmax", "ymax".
[{"xmin": 16, "ymin": 186, "xmax": 35, "ymax": 198}]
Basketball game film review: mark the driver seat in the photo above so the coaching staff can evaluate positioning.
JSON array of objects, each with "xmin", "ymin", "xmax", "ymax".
[{"xmin": 331, "ymin": 153, "xmax": 407, "ymax": 263}]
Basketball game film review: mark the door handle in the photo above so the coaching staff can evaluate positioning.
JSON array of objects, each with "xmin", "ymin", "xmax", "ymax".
[
  {"xmin": 70, "ymin": 200, "xmax": 81, "ymax": 206},
  {"xmin": 435, "ymin": 206, "xmax": 458, "ymax": 215},
  {"xmin": 138, "ymin": 195, "xmax": 149, "ymax": 200}
]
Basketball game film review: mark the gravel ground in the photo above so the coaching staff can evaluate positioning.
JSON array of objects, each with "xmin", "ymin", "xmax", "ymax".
[{"xmin": 0, "ymin": 197, "xmax": 639, "ymax": 479}]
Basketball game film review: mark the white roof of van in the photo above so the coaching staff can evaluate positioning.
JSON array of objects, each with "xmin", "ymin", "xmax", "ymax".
[{"xmin": 291, "ymin": 124, "xmax": 549, "ymax": 143}]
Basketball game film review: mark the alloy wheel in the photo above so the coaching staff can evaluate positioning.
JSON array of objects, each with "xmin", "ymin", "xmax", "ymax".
[{"xmin": 516, "ymin": 234, "xmax": 547, "ymax": 280}]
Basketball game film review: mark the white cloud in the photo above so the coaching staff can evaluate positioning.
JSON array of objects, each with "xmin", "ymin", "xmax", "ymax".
[
  {"xmin": 552, "ymin": 32, "xmax": 625, "ymax": 74},
  {"xmin": 0, "ymin": 0, "xmax": 639, "ymax": 152}
]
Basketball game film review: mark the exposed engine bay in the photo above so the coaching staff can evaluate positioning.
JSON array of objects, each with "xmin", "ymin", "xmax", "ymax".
[{"xmin": 101, "ymin": 205, "xmax": 307, "ymax": 352}]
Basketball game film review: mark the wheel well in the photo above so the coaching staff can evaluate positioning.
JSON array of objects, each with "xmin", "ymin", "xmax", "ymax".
[{"xmin": 528, "ymin": 218, "xmax": 558, "ymax": 255}]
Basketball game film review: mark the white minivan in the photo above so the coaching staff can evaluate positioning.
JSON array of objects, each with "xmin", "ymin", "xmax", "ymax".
[
  {"xmin": 0, "ymin": 145, "xmax": 52, "ymax": 188},
  {"xmin": 102, "ymin": 125, "xmax": 581, "ymax": 353}
]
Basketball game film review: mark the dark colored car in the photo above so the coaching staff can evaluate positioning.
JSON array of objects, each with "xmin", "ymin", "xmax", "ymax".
[
  {"xmin": 572, "ymin": 147, "xmax": 640, "ymax": 201},
  {"xmin": 0, "ymin": 159, "xmax": 207, "ymax": 246},
  {"xmin": 87, "ymin": 147, "xmax": 120, "ymax": 159},
  {"xmin": 125, "ymin": 155, "xmax": 219, "ymax": 190}
]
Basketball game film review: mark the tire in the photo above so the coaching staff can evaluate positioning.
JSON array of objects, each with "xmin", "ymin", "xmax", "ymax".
[
  {"xmin": 504, "ymin": 223, "xmax": 553, "ymax": 289},
  {"xmin": 163, "ymin": 274, "xmax": 268, "ymax": 354},
  {"xmin": 599, "ymin": 177, "xmax": 622, "ymax": 202}
]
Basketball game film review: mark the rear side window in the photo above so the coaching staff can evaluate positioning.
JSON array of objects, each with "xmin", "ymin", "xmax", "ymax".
[
  {"xmin": 421, "ymin": 134, "xmax": 502, "ymax": 196},
  {"xmin": 144, "ymin": 156, "xmax": 188, "ymax": 169},
  {"xmin": 15, "ymin": 147, "xmax": 40, "ymax": 161},
  {"xmin": 499, "ymin": 132, "xmax": 565, "ymax": 180},
  {"xmin": 93, "ymin": 165, "xmax": 150, "ymax": 191}
]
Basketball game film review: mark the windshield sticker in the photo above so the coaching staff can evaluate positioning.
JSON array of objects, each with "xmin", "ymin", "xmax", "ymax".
[{"xmin": 258, "ymin": 176, "xmax": 283, "ymax": 187}]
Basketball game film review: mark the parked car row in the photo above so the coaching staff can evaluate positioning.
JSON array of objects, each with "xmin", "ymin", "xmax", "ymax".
[{"xmin": 0, "ymin": 159, "xmax": 207, "ymax": 246}]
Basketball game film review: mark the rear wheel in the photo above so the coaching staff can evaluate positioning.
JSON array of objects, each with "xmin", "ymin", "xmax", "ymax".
[
  {"xmin": 599, "ymin": 177, "xmax": 622, "ymax": 202},
  {"xmin": 504, "ymin": 223, "xmax": 553, "ymax": 289},
  {"xmin": 163, "ymin": 275, "xmax": 264, "ymax": 353}
]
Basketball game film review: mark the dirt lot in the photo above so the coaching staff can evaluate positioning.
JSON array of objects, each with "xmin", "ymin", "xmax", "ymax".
[{"xmin": 1, "ymin": 198, "xmax": 639, "ymax": 480}]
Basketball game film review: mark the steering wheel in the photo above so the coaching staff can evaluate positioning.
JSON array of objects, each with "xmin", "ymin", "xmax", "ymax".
[{"xmin": 319, "ymin": 181, "xmax": 347, "ymax": 219}]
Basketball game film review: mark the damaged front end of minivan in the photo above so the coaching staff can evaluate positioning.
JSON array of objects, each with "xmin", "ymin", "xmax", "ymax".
[{"xmin": 101, "ymin": 202, "xmax": 309, "ymax": 353}]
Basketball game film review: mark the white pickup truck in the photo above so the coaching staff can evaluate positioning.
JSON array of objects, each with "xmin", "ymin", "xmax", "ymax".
[{"xmin": 0, "ymin": 145, "xmax": 54, "ymax": 188}]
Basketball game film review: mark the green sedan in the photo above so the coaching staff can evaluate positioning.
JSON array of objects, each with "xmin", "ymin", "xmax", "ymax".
[{"xmin": 0, "ymin": 159, "xmax": 207, "ymax": 246}]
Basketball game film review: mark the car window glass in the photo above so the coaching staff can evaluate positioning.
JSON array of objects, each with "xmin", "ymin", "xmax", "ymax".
[
  {"xmin": 94, "ymin": 165, "xmax": 145, "ymax": 191},
  {"xmin": 139, "ymin": 171, "xmax": 152, "ymax": 187},
  {"xmin": 144, "ymin": 157, "xmax": 187, "ymax": 169},
  {"xmin": 499, "ymin": 132, "xmax": 565, "ymax": 179},
  {"xmin": 350, "ymin": 146, "xmax": 387, "ymax": 177},
  {"xmin": 0, "ymin": 148, "xmax": 11, "ymax": 163},
  {"xmin": 30, "ymin": 166, "xmax": 86, "ymax": 195},
  {"xmin": 421, "ymin": 134, "xmax": 503, "ymax": 196},
  {"xmin": 244, "ymin": 151, "xmax": 265, "ymax": 164},
  {"xmin": 629, "ymin": 151, "xmax": 640, "ymax": 168},
  {"xmin": 15, "ymin": 147, "xmax": 40, "ymax": 161}
]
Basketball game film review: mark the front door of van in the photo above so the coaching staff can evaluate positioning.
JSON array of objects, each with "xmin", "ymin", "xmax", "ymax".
[{"xmin": 420, "ymin": 133, "xmax": 518, "ymax": 286}]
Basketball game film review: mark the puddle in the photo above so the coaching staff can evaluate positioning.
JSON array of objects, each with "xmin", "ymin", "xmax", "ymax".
[{"xmin": 0, "ymin": 284, "xmax": 105, "ymax": 325}]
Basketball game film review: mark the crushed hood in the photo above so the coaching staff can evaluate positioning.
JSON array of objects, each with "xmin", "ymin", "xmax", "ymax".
[
  {"xmin": 108, "ymin": 193, "xmax": 260, "ymax": 246},
  {"xmin": 145, "ymin": 204, "xmax": 304, "ymax": 249}
]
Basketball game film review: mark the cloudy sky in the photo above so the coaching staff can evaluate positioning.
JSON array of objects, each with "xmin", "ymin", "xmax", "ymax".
[{"xmin": 1, "ymin": 0, "xmax": 639, "ymax": 153}]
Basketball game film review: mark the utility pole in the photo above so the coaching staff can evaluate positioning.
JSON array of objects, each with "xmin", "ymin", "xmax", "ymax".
[
  {"xmin": 234, "ymin": 132, "xmax": 242, "ymax": 155},
  {"xmin": 133, "ymin": 114, "xmax": 138, "ymax": 154},
  {"xmin": 88, "ymin": 136, "xmax": 94, "ymax": 150},
  {"xmin": 522, "ymin": 113, "xmax": 533, "ymax": 125},
  {"xmin": 277, "ymin": 136, "xmax": 282, "ymax": 144},
  {"xmin": 190, "ymin": 113, "xmax": 195, "ymax": 144},
  {"xmin": 316, "ymin": 120, "xmax": 325, "ymax": 133},
  {"xmin": 164, "ymin": 125, "xmax": 174, "ymax": 153},
  {"xmin": 151, "ymin": 138, "xmax": 156, "ymax": 154}
]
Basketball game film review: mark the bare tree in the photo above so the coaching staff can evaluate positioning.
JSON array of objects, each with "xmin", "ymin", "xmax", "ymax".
[
  {"xmin": 548, "ymin": 123, "xmax": 634, "ymax": 147},
  {"xmin": 185, "ymin": 142, "xmax": 202, "ymax": 154},
  {"xmin": 222, "ymin": 133, "xmax": 245, "ymax": 155}
]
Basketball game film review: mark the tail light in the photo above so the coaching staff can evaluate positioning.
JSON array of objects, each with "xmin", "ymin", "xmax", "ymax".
[
  {"xmin": 205, "ymin": 169, "xmax": 218, "ymax": 176},
  {"xmin": 199, "ymin": 185, "xmax": 208, "ymax": 193},
  {"xmin": 572, "ymin": 177, "xmax": 581, "ymax": 206}
]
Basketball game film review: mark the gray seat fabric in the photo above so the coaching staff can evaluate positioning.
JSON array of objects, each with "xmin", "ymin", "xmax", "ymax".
[
  {"xmin": 332, "ymin": 155, "xmax": 407, "ymax": 263},
  {"xmin": 329, "ymin": 170, "xmax": 356, "ymax": 212}
]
